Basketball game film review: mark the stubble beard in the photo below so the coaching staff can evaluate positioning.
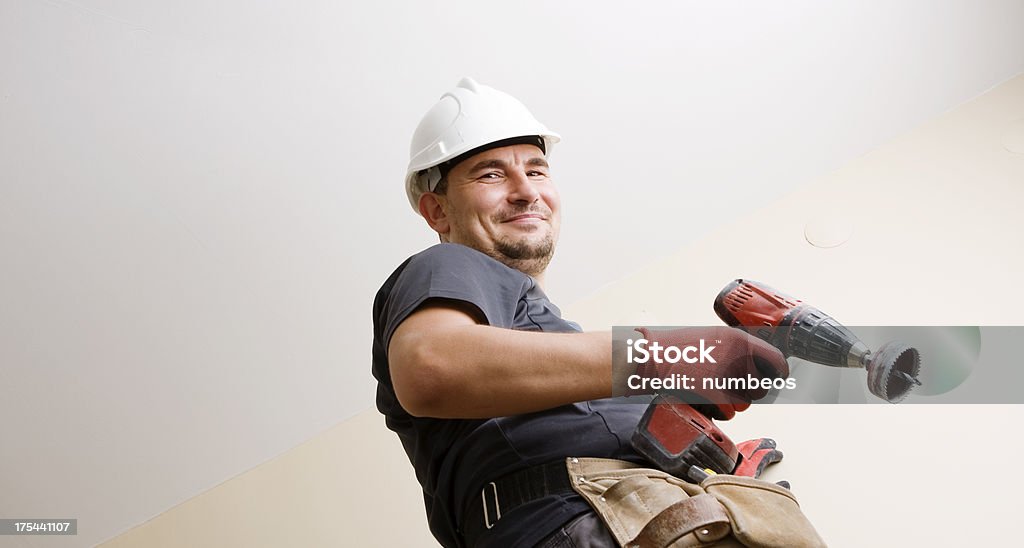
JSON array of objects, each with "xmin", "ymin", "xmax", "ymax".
[{"xmin": 491, "ymin": 232, "xmax": 555, "ymax": 277}]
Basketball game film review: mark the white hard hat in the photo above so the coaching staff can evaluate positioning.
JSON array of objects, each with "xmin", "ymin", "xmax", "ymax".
[{"xmin": 404, "ymin": 77, "xmax": 561, "ymax": 212}]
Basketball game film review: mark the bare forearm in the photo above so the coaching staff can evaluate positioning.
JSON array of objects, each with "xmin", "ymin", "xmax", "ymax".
[{"xmin": 392, "ymin": 324, "xmax": 615, "ymax": 418}]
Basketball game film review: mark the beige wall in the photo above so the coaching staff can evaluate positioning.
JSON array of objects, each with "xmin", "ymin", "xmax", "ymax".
[
  {"xmin": 102, "ymin": 74, "xmax": 1024, "ymax": 547},
  {"xmin": 100, "ymin": 409, "xmax": 436, "ymax": 547}
]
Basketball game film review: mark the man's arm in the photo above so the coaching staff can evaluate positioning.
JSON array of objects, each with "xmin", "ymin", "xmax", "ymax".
[{"xmin": 388, "ymin": 300, "xmax": 624, "ymax": 419}]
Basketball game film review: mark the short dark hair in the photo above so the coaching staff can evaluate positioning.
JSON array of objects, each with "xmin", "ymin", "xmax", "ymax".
[{"xmin": 433, "ymin": 176, "xmax": 449, "ymax": 195}]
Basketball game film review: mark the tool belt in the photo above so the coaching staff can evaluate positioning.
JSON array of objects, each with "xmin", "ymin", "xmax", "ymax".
[
  {"xmin": 568, "ymin": 457, "xmax": 827, "ymax": 548},
  {"xmin": 462, "ymin": 458, "xmax": 825, "ymax": 547}
]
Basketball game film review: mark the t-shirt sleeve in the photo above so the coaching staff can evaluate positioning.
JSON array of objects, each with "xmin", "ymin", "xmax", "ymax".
[{"xmin": 380, "ymin": 243, "xmax": 526, "ymax": 349}]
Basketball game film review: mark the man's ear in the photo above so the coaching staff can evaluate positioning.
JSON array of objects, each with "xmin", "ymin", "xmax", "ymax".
[{"xmin": 418, "ymin": 192, "xmax": 450, "ymax": 236}]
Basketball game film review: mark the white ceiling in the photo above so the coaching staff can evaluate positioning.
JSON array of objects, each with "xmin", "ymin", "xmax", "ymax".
[{"xmin": 1, "ymin": 1, "xmax": 1022, "ymax": 546}]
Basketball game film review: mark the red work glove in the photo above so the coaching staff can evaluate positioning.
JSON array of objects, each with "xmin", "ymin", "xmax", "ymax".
[
  {"xmin": 633, "ymin": 326, "xmax": 789, "ymax": 420},
  {"xmin": 733, "ymin": 437, "xmax": 784, "ymax": 478}
]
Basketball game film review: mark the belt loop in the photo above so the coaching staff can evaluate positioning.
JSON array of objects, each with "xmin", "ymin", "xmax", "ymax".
[{"xmin": 482, "ymin": 481, "xmax": 501, "ymax": 529}]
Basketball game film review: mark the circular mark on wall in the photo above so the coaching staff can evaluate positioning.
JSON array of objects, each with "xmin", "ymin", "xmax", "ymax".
[{"xmin": 804, "ymin": 214, "xmax": 854, "ymax": 248}]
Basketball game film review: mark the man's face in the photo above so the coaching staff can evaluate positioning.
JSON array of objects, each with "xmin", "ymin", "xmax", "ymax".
[{"xmin": 434, "ymin": 143, "xmax": 560, "ymax": 277}]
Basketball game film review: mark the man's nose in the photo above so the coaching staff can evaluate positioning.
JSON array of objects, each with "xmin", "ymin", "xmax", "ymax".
[{"xmin": 507, "ymin": 170, "xmax": 540, "ymax": 203}]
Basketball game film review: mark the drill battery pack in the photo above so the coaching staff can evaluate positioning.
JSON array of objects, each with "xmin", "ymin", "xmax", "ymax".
[{"xmin": 631, "ymin": 394, "xmax": 739, "ymax": 477}]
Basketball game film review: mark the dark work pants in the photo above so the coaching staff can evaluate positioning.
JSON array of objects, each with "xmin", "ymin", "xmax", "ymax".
[{"xmin": 535, "ymin": 511, "xmax": 618, "ymax": 548}]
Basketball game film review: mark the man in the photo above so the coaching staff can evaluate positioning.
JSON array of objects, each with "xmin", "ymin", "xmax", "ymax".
[{"xmin": 372, "ymin": 78, "xmax": 790, "ymax": 547}]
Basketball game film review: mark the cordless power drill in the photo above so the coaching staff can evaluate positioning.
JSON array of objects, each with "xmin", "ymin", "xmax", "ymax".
[
  {"xmin": 632, "ymin": 279, "xmax": 922, "ymax": 479},
  {"xmin": 713, "ymin": 279, "xmax": 921, "ymax": 403}
]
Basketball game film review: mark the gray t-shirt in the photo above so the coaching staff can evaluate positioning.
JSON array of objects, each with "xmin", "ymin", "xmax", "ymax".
[{"xmin": 372, "ymin": 243, "xmax": 646, "ymax": 547}]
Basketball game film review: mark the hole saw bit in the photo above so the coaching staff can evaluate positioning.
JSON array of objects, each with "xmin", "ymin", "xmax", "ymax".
[{"xmin": 713, "ymin": 279, "xmax": 922, "ymax": 403}]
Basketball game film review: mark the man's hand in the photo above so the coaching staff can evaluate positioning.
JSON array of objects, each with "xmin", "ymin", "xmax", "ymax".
[{"xmin": 631, "ymin": 327, "xmax": 789, "ymax": 420}]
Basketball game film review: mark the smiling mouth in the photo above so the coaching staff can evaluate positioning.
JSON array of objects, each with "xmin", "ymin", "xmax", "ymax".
[{"xmin": 502, "ymin": 214, "xmax": 547, "ymax": 223}]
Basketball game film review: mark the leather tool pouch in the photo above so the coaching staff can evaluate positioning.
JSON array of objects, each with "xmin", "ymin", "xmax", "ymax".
[{"xmin": 566, "ymin": 457, "xmax": 826, "ymax": 548}]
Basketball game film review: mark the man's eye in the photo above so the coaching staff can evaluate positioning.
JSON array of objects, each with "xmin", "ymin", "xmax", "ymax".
[
  {"xmin": 528, "ymin": 171, "xmax": 547, "ymax": 177},
  {"xmin": 479, "ymin": 172, "xmax": 502, "ymax": 180}
]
